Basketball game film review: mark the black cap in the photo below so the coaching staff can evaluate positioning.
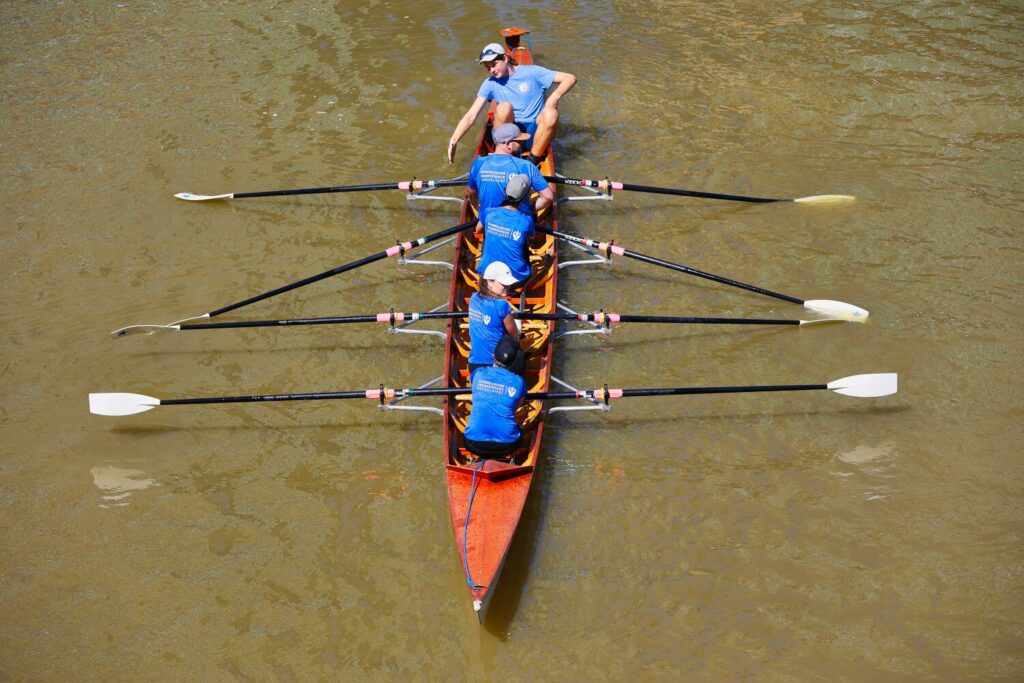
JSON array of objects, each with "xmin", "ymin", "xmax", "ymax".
[{"xmin": 493, "ymin": 335, "xmax": 521, "ymax": 367}]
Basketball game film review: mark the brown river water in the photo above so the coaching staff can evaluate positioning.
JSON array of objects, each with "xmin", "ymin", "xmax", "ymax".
[{"xmin": 2, "ymin": 1, "xmax": 1021, "ymax": 680}]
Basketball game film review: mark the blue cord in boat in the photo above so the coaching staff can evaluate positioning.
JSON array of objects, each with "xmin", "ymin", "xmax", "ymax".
[{"xmin": 462, "ymin": 459, "xmax": 485, "ymax": 589}]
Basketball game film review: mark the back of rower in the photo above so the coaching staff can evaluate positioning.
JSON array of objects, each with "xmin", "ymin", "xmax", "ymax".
[
  {"xmin": 467, "ymin": 261, "xmax": 521, "ymax": 377},
  {"xmin": 477, "ymin": 175, "xmax": 536, "ymax": 284},
  {"xmin": 468, "ymin": 123, "xmax": 553, "ymax": 216},
  {"xmin": 463, "ymin": 335, "xmax": 527, "ymax": 459}
]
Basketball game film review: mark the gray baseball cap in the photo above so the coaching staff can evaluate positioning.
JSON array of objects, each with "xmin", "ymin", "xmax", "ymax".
[
  {"xmin": 505, "ymin": 174, "xmax": 531, "ymax": 203},
  {"xmin": 492, "ymin": 123, "xmax": 530, "ymax": 144}
]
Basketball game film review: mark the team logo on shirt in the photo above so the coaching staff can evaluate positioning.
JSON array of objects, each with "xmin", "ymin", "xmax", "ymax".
[
  {"xmin": 512, "ymin": 230, "xmax": 522, "ymax": 241},
  {"xmin": 507, "ymin": 387, "xmax": 517, "ymax": 397},
  {"xmin": 483, "ymin": 314, "xmax": 491, "ymax": 324},
  {"xmin": 518, "ymin": 83, "xmax": 529, "ymax": 93}
]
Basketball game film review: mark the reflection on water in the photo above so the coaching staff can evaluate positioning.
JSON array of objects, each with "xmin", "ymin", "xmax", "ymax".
[
  {"xmin": 90, "ymin": 465, "xmax": 158, "ymax": 507},
  {"xmin": 833, "ymin": 441, "xmax": 896, "ymax": 500}
]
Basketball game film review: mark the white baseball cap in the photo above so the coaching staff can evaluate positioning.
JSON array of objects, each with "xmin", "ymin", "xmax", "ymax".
[
  {"xmin": 482, "ymin": 261, "xmax": 518, "ymax": 286},
  {"xmin": 478, "ymin": 42, "xmax": 506, "ymax": 63}
]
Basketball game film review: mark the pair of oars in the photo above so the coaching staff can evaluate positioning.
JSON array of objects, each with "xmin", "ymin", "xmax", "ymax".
[
  {"xmin": 112, "ymin": 214, "xmax": 866, "ymax": 338},
  {"xmin": 175, "ymin": 176, "xmax": 855, "ymax": 206}
]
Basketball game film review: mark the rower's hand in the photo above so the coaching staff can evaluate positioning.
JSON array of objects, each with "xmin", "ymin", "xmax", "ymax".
[{"xmin": 446, "ymin": 141, "xmax": 457, "ymax": 165}]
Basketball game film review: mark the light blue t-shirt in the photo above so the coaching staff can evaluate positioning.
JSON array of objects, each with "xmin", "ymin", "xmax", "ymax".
[
  {"xmin": 467, "ymin": 292, "xmax": 512, "ymax": 366},
  {"xmin": 477, "ymin": 64, "xmax": 557, "ymax": 124},
  {"xmin": 478, "ymin": 207, "xmax": 535, "ymax": 283},
  {"xmin": 468, "ymin": 154, "xmax": 548, "ymax": 215},
  {"xmin": 464, "ymin": 365, "xmax": 526, "ymax": 444}
]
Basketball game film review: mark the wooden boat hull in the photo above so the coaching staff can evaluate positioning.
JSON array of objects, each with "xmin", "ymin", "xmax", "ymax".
[{"xmin": 443, "ymin": 27, "xmax": 557, "ymax": 621}]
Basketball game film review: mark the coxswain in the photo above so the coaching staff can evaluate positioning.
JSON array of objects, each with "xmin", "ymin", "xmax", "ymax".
[
  {"xmin": 467, "ymin": 122, "xmax": 554, "ymax": 216},
  {"xmin": 447, "ymin": 42, "xmax": 576, "ymax": 166},
  {"xmin": 463, "ymin": 335, "xmax": 526, "ymax": 460},
  {"xmin": 468, "ymin": 261, "xmax": 522, "ymax": 377},
  {"xmin": 477, "ymin": 174, "xmax": 536, "ymax": 285}
]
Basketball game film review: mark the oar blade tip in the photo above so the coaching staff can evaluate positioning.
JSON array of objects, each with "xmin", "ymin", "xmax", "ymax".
[
  {"xmin": 110, "ymin": 324, "xmax": 178, "ymax": 338},
  {"xmin": 174, "ymin": 192, "xmax": 232, "ymax": 202},
  {"xmin": 827, "ymin": 373, "xmax": 897, "ymax": 398},
  {"xmin": 804, "ymin": 300, "xmax": 869, "ymax": 323},
  {"xmin": 793, "ymin": 194, "xmax": 856, "ymax": 205},
  {"xmin": 89, "ymin": 392, "xmax": 160, "ymax": 416}
]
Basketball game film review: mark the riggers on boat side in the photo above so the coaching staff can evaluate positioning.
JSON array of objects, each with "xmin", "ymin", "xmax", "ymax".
[{"xmin": 442, "ymin": 26, "xmax": 557, "ymax": 622}]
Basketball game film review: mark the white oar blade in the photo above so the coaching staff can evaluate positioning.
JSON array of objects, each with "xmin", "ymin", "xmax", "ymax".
[
  {"xmin": 804, "ymin": 300, "xmax": 869, "ymax": 323},
  {"xmin": 792, "ymin": 194, "xmax": 856, "ymax": 205},
  {"xmin": 111, "ymin": 324, "xmax": 180, "ymax": 338},
  {"xmin": 89, "ymin": 393, "xmax": 161, "ymax": 416},
  {"xmin": 174, "ymin": 192, "xmax": 234, "ymax": 201},
  {"xmin": 827, "ymin": 373, "xmax": 897, "ymax": 398}
]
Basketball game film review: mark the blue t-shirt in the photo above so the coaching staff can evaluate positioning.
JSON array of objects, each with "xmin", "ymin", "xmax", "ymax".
[
  {"xmin": 464, "ymin": 365, "xmax": 526, "ymax": 444},
  {"xmin": 467, "ymin": 292, "xmax": 512, "ymax": 366},
  {"xmin": 477, "ymin": 64, "xmax": 557, "ymax": 124},
  {"xmin": 468, "ymin": 154, "xmax": 548, "ymax": 215},
  {"xmin": 478, "ymin": 207, "xmax": 535, "ymax": 283}
]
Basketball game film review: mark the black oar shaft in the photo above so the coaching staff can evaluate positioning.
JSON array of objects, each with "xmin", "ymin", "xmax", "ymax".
[
  {"xmin": 162, "ymin": 390, "xmax": 370, "ymax": 406},
  {"xmin": 621, "ymin": 249, "xmax": 804, "ymax": 305},
  {"xmin": 180, "ymin": 311, "xmax": 467, "ymax": 330},
  {"xmin": 207, "ymin": 219, "xmax": 475, "ymax": 318},
  {"xmin": 620, "ymin": 183, "xmax": 783, "ymax": 203},
  {"xmin": 231, "ymin": 179, "xmax": 468, "ymax": 199},
  {"xmin": 234, "ymin": 183, "xmax": 401, "ymax": 199},
  {"xmin": 535, "ymin": 226, "xmax": 804, "ymax": 306},
  {"xmin": 543, "ymin": 176, "xmax": 788, "ymax": 203}
]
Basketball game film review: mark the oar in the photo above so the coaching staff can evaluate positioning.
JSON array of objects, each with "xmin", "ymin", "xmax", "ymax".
[
  {"xmin": 175, "ymin": 178, "xmax": 468, "ymax": 202},
  {"xmin": 175, "ymin": 175, "xmax": 853, "ymax": 205},
  {"xmin": 535, "ymin": 226, "xmax": 869, "ymax": 322},
  {"xmin": 545, "ymin": 176, "xmax": 854, "ymax": 205},
  {"xmin": 89, "ymin": 373, "xmax": 897, "ymax": 416},
  {"xmin": 128, "ymin": 309, "xmax": 844, "ymax": 334},
  {"xmin": 111, "ymin": 219, "xmax": 476, "ymax": 337}
]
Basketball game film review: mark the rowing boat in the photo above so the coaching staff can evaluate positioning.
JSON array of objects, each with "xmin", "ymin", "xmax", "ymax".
[
  {"xmin": 443, "ymin": 26, "xmax": 557, "ymax": 621},
  {"xmin": 94, "ymin": 30, "xmax": 897, "ymax": 626}
]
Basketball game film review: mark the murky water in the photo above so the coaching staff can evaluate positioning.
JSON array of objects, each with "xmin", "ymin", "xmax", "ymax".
[{"xmin": 2, "ymin": 1, "xmax": 1022, "ymax": 680}]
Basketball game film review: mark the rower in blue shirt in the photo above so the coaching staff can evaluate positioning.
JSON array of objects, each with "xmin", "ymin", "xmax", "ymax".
[
  {"xmin": 466, "ymin": 123, "xmax": 553, "ymax": 216},
  {"xmin": 477, "ymin": 175, "xmax": 535, "ymax": 285},
  {"xmin": 463, "ymin": 335, "xmax": 527, "ymax": 460},
  {"xmin": 447, "ymin": 41, "xmax": 577, "ymax": 166},
  {"xmin": 468, "ymin": 261, "xmax": 521, "ymax": 377}
]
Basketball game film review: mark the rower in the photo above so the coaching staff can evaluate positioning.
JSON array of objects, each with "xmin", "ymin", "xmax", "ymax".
[
  {"xmin": 466, "ymin": 123, "xmax": 554, "ymax": 216},
  {"xmin": 463, "ymin": 335, "xmax": 526, "ymax": 460},
  {"xmin": 468, "ymin": 261, "xmax": 521, "ymax": 377},
  {"xmin": 447, "ymin": 42, "xmax": 577, "ymax": 166},
  {"xmin": 477, "ymin": 175, "xmax": 536, "ymax": 286}
]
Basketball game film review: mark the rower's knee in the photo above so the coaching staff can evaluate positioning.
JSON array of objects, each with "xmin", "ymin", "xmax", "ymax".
[
  {"xmin": 494, "ymin": 102, "xmax": 514, "ymax": 125},
  {"xmin": 538, "ymin": 106, "xmax": 559, "ymax": 127}
]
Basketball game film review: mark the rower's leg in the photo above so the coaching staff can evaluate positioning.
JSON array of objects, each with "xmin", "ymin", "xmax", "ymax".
[
  {"xmin": 529, "ymin": 106, "xmax": 559, "ymax": 157},
  {"xmin": 494, "ymin": 102, "xmax": 515, "ymax": 126}
]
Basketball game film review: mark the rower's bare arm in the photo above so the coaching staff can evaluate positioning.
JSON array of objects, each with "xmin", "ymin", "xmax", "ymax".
[
  {"xmin": 503, "ymin": 313, "xmax": 519, "ymax": 340},
  {"xmin": 534, "ymin": 186, "xmax": 555, "ymax": 214},
  {"xmin": 448, "ymin": 96, "xmax": 488, "ymax": 164},
  {"xmin": 545, "ymin": 72, "xmax": 577, "ymax": 109}
]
